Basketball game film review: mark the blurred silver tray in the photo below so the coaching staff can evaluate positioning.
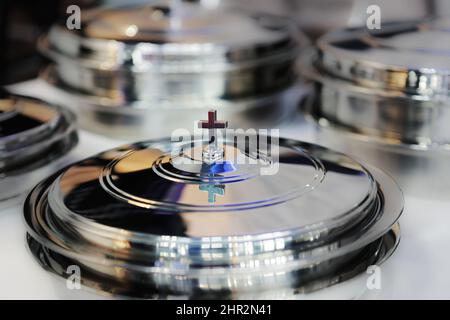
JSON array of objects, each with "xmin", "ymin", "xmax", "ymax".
[
  {"xmin": 39, "ymin": 1, "xmax": 306, "ymax": 139},
  {"xmin": 0, "ymin": 90, "xmax": 78, "ymax": 206},
  {"xmin": 301, "ymin": 19, "xmax": 450, "ymax": 199}
]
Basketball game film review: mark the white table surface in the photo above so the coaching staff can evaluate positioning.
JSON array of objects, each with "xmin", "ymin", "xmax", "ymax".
[{"xmin": 1, "ymin": 79, "xmax": 450, "ymax": 299}]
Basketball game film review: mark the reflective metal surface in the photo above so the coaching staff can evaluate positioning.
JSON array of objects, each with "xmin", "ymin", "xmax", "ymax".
[
  {"xmin": 26, "ymin": 225, "xmax": 400, "ymax": 299},
  {"xmin": 285, "ymin": 0, "xmax": 437, "ymax": 40},
  {"xmin": 39, "ymin": 1, "xmax": 305, "ymax": 139},
  {"xmin": 24, "ymin": 134, "xmax": 403, "ymax": 299},
  {"xmin": 0, "ymin": 90, "xmax": 78, "ymax": 206},
  {"xmin": 318, "ymin": 19, "xmax": 450, "ymax": 97},
  {"xmin": 301, "ymin": 19, "xmax": 450, "ymax": 199}
]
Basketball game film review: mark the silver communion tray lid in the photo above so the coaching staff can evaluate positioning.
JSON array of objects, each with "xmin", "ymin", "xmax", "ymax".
[
  {"xmin": 24, "ymin": 121, "xmax": 403, "ymax": 298},
  {"xmin": 0, "ymin": 90, "xmax": 78, "ymax": 204},
  {"xmin": 301, "ymin": 18, "xmax": 450, "ymax": 151},
  {"xmin": 300, "ymin": 19, "xmax": 450, "ymax": 200},
  {"xmin": 42, "ymin": 1, "xmax": 299, "ymax": 73},
  {"xmin": 317, "ymin": 18, "xmax": 450, "ymax": 96},
  {"xmin": 38, "ymin": 1, "xmax": 304, "ymax": 139}
]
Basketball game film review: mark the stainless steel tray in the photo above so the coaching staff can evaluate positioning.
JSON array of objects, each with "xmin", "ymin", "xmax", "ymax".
[
  {"xmin": 300, "ymin": 20, "xmax": 450, "ymax": 199},
  {"xmin": 24, "ymin": 128, "xmax": 402, "ymax": 298},
  {"xmin": 39, "ymin": 1, "xmax": 305, "ymax": 139},
  {"xmin": 0, "ymin": 89, "xmax": 78, "ymax": 206}
]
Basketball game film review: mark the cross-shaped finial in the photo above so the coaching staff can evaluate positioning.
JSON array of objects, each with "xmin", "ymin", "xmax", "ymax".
[
  {"xmin": 198, "ymin": 109, "xmax": 228, "ymax": 164},
  {"xmin": 198, "ymin": 109, "xmax": 228, "ymax": 130},
  {"xmin": 199, "ymin": 183, "xmax": 225, "ymax": 203}
]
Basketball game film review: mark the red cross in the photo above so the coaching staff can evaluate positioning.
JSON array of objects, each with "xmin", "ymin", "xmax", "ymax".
[{"xmin": 198, "ymin": 110, "xmax": 228, "ymax": 129}]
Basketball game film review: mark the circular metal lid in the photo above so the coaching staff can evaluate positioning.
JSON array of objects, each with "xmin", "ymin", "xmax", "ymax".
[
  {"xmin": 0, "ymin": 90, "xmax": 78, "ymax": 174},
  {"xmin": 51, "ymin": 137, "xmax": 377, "ymax": 240},
  {"xmin": 24, "ymin": 109, "xmax": 402, "ymax": 297},
  {"xmin": 32, "ymin": 137, "xmax": 399, "ymax": 235},
  {"xmin": 24, "ymin": 126, "xmax": 402, "ymax": 297},
  {"xmin": 42, "ymin": 1, "xmax": 299, "ymax": 72},
  {"xmin": 317, "ymin": 19, "xmax": 450, "ymax": 96}
]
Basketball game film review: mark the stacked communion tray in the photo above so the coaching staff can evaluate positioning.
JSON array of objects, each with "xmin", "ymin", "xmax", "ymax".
[
  {"xmin": 302, "ymin": 18, "xmax": 450, "ymax": 199},
  {"xmin": 24, "ymin": 110, "xmax": 403, "ymax": 299},
  {"xmin": 39, "ymin": 1, "xmax": 304, "ymax": 139},
  {"xmin": 0, "ymin": 89, "xmax": 77, "ymax": 206}
]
